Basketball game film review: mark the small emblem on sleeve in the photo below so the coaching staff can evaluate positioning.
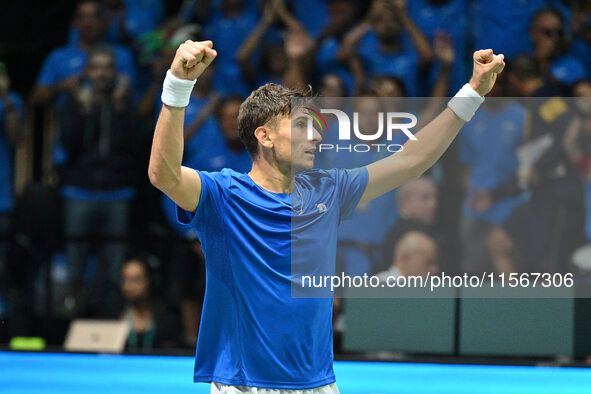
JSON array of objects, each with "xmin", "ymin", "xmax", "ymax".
[{"xmin": 317, "ymin": 203, "xmax": 327, "ymax": 213}]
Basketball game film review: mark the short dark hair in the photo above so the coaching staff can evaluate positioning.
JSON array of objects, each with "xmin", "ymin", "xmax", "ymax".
[{"xmin": 238, "ymin": 83, "xmax": 312, "ymax": 157}]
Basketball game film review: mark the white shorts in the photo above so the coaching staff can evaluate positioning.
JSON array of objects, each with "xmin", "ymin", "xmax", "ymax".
[{"xmin": 211, "ymin": 382, "xmax": 340, "ymax": 394}]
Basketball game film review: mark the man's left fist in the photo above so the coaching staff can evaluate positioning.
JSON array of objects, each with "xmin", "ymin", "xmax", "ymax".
[{"xmin": 469, "ymin": 49, "xmax": 505, "ymax": 96}]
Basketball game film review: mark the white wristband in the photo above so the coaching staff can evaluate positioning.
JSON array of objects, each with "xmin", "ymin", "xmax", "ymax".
[
  {"xmin": 447, "ymin": 83, "xmax": 484, "ymax": 122},
  {"xmin": 161, "ymin": 70, "xmax": 197, "ymax": 107}
]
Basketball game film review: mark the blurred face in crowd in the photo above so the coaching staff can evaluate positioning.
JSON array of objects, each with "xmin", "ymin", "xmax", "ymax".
[
  {"xmin": 262, "ymin": 44, "xmax": 287, "ymax": 77},
  {"xmin": 75, "ymin": 1, "xmax": 105, "ymax": 45},
  {"xmin": 371, "ymin": 77, "xmax": 405, "ymax": 98},
  {"xmin": 87, "ymin": 52, "xmax": 116, "ymax": 93},
  {"xmin": 318, "ymin": 74, "xmax": 346, "ymax": 109},
  {"xmin": 531, "ymin": 11, "xmax": 564, "ymax": 59},
  {"xmin": 328, "ymin": 0, "xmax": 357, "ymax": 28},
  {"xmin": 319, "ymin": 74, "xmax": 346, "ymax": 97},
  {"xmin": 394, "ymin": 231, "xmax": 439, "ymax": 278},
  {"xmin": 355, "ymin": 96, "xmax": 382, "ymax": 137},
  {"xmin": 371, "ymin": 3, "xmax": 401, "ymax": 41},
  {"xmin": 121, "ymin": 260, "xmax": 150, "ymax": 305},
  {"xmin": 574, "ymin": 81, "xmax": 591, "ymax": 114},
  {"xmin": 218, "ymin": 100, "xmax": 243, "ymax": 143},
  {"xmin": 398, "ymin": 178, "xmax": 438, "ymax": 225}
]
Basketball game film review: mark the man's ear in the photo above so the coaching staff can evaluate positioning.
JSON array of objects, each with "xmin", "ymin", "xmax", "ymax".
[{"xmin": 254, "ymin": 126, "xmax": 273, "ymax": 150}]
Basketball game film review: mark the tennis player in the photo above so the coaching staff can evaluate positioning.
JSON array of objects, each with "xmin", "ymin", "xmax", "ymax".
[{"xmin": 148, "ymin": 40, "xmax": 504, "ymax": 393}]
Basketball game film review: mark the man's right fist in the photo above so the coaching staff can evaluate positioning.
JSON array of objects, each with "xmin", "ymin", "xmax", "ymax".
[{"xmin": 171, "ymin": 40, "xmax": 217, "ymax": 81}]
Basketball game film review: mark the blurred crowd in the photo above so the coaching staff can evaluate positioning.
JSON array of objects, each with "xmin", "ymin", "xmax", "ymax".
[{"xmin": 1, "ymin": 0, "xmax": 591, "ymax": 352}]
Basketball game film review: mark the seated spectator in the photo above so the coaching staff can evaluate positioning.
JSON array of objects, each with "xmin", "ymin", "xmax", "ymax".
[
  {"xmin": 32, "ymin": 0, "xmax": 136, "ymax": 107},
  {"xmin": 529, "ymin": 7, "xmax": 587, "ymax": 86},
  {"xmin": 380, "ymin": 176, "xmax": 446, "ymax": 274},
  {"xmin": 563, "ymin": 79, "xmax": 591, "ymax": 241},
  {"xmin": 0, "ymin": 63, "xmax": 24, "ymax": 319},
  {"xmin": 472, "ymin": 0, "xmax": 545, "ymax": 59},
  {"xmin": 340, "ymin": 0, "xmax": 433, "ymax": 96},
  {"xmin": 376, "ymin": 231, "xmax": 439, "ymax": 281},
  {"xmin": 57, "ymin": 47, "xmax": 144, "ymax": 316},
  {"xmin": 459, "ymin": 77, "xmax": 527, "ymax": 275},
  {"xmin": 101, "ymin": 255, "xmax": 180, "ymax": 350}
]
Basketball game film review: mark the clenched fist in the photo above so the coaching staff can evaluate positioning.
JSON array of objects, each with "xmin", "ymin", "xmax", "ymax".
[
  {"xmin": 170, "ymin": 40, "xmax": 217, "ymax": 81},
  {"xmin": 469, "ymin": 49, "xmax": 505, "ymax": 96}
]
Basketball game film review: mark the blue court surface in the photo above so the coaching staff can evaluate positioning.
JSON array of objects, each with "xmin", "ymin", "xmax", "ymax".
[{"xmin": 2, "ymin": 351, "xmax": 591, "ymax": 393}]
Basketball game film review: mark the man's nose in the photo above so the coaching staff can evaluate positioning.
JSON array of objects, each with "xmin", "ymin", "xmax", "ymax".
[{"xmin": 311, "ymin": 128, "xmax": 323, "ymax": 143}]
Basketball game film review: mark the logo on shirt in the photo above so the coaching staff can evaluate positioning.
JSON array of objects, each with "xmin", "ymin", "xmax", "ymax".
[{"xmin": 316, "ymin": 203, "xmax": 327, "ymax": 213}]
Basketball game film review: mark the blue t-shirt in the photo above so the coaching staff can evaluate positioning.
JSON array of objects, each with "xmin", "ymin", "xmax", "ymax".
[
  {"xmin": 178, "ymin": 167, "xmax": 368, "ymax": 388},
  {"xmin": 0, "ymin": 92, "xmax": 24, "ymax": 212},
  {"xmin": 549, "ymin": 55, "xmax": 587, "ymax": 85},
  {"xmin": 286, "ymin": 0, "xmax": 329, "ymax": 39},
  {"xmin": 204, "ymin": 12, "xmax": 258, "ymax": 96},
  {"xmin": 569, "ymin": 38, "xmax": 591, "ymax": 78},
  {"xmin": 408, "ymin": 0, "xmax": 469, "ymax": 95},
  {"xmin": 36, "ymin": 43, "xmax": 136, "ymax": 106},
  {"xmin": 357, "ymin": 30, "xmax": 419, "ymax": 96},
  {"xmin": 471, "ymin": 0, "xmax": 545, "ymax": 59},
  {"xmin": 316, "ymin": 38, "xmax": 355, "ymax": 95},
  {"xmin": 460, "ymin": 102, "xmax": 527, "ymax": 223}
]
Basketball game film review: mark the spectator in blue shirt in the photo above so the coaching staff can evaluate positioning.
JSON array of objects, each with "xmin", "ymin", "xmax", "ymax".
[
  {"xmin": 68, "ymin": 0, "xmax": 165, "ymax": 46},
  {"xmin": 236, "ymin": 0, "xmax": 308, "ymax": 90},
  {"xmin": 286, "ymin": 0, "xmax": 330, "ymax": 39},
  {"xmin": 339, "ymin": 0, "xmax": 433, "ymax": 96},
  {"xmin": 203, "ymin": 0, "xmax": 259, "ymax": 95},
  {"xmin": 459, "ymin": 78, "xmax": 527, "ymax": 275},
  {"xmin": 32, "ymin": 0, "xmax": 136, "ymax": 107},
  {"xmin": 472, "ymin": 0, "xmax": 546, "ymax": 60},
  {"xmin": 0, "ymin": 64, "xmax": 24, "ymax": 320},
  {"xmin": 407, "ymin": 0, "xmax": 469, "ymax": 95},
  {"xmin": 529, "ymin": 7, "xmax": 587, "ymax": 86},
  {"xmin": 57, "ymin": 47, "xmax": 144, "ymax": 317},
  {"xmin": 315, "ymin": 0, "xmax": 360, "ymax": 95}
]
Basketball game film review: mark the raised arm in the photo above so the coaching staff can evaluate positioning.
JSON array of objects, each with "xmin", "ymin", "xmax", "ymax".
[
  {"xmin": 360, "ymin": 49, "xmax": 505, "ymax": 204},
  {"xmin": 148, "ymin": 40, "xmax": 217, "ymax": 213}
]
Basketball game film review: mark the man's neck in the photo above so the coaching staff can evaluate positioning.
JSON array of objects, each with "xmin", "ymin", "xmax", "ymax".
[{"xmin": 249, "ymin": 160, "xmax": 294, "ymax": 194}]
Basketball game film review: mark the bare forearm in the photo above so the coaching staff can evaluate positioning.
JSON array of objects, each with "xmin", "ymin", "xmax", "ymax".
[
  {"xmin": 403, "ymin": 108, "xmax": 464, "ymax": 175},
  {"xmin": 400, "ymin": 15, "xmax": 433, "ymax": 65},
  {"xmin": 148, "ymin": 104, "xmax": 186, "ymax": 190},
  {"xmin": 362, "ymin": 108, "xmax": 463, "ymax": 203},
  {"xmin": 236, "ymin": 20, "xmax": 272, "ymax": 63}
]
